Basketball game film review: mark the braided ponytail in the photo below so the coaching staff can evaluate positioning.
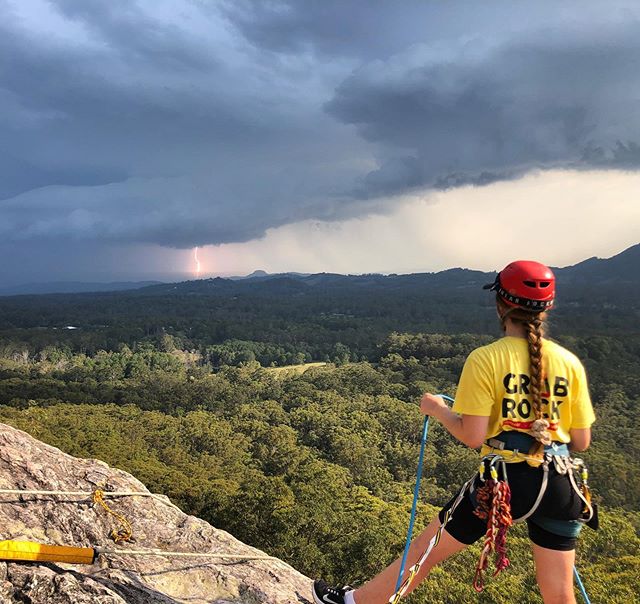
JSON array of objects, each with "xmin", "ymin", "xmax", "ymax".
[
  {"xmin": 497, "ymin": 298, "xmax": 551, "ymax": 452},
  {"xmin": 525, "ymin": 316, "xmax": 552, "ymax": 453}
]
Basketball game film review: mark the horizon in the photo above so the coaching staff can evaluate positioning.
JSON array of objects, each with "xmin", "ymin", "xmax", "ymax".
[{"xmin": 2, "ymin": 240, "xmax": 636, "ymax": 293}]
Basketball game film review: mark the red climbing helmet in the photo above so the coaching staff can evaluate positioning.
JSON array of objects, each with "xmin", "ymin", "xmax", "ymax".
[{"xmin": 483, "ymin": 260, "xmax": 555, "ymax": 311}]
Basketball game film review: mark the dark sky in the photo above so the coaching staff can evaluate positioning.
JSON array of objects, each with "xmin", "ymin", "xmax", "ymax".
[{"xmin": 1, "ymin": 1, "xmax": 640, "ymax": 283}]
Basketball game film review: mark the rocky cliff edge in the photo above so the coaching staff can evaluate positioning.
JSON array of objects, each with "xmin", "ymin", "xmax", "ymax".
[{"xmin": 0, "ymin": 423, "xmax": 312, "ymax": 603}]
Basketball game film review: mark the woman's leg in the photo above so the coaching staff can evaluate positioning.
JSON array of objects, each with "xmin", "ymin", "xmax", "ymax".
[
  {"xmin": 353, "ymin": 517, "xmax": 468, "ymax": 604},
  {"xmin": 532, "ymin": 543, "xmax": 576, "ymax": 604}
]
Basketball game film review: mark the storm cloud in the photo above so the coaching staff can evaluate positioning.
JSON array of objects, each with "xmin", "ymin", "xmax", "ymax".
[
  {"xmin": 1, "ymin": 0, "xmax": 640, "ymax": 254},
  {"xmin": 326, "ymin": 24, "xmax": 640, "ymax": 197}
]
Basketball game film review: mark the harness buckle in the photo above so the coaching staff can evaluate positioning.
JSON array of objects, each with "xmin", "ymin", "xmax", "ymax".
[
  {"xmin": 485, "ymin": 438, "xmax": 505, "ymax": 450},
  {"xmin": 552, "ymin": 455, "xmax": 569, "ymax": 474}
]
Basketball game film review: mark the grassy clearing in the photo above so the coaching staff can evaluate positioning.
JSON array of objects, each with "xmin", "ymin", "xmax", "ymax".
[{"xmin": 264, "ymin": 362, "xmax": 327, "ymax": 376}]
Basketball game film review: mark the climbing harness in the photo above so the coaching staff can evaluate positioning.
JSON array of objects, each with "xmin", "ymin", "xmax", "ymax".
[
  {"xmin": 481, "ymin": 439, "xmax": 594, "ymax": 526},
  {"xmin": 389, "ymin": 397, "xmax": 595, "ymax": 604}
]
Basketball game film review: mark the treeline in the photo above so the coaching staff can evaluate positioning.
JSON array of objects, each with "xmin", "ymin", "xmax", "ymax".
[
  {"xmin": 1, "ymin": 267, "xmax": 637, "ymax": 363},
  {"xmin": 0, "ymin": 280, "xmax": 493, "ymax": 360}
]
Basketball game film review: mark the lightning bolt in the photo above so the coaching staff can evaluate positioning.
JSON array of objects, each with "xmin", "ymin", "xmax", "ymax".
[{"xmin": 193, "ymin": 247, "xmax": 201, "ymax": 277}]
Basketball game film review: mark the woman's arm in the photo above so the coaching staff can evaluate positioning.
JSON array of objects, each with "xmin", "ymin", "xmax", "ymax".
[
  {"xmin": 420, "ymin": 393, "xmax": 489, "ymax": 449},
  {"xmin": 569, "ymin": 427, "xmax": 591, "ymax": 452}
]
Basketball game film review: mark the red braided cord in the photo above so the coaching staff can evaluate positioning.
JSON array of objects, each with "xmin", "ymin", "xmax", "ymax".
[
  {"xmin": 473, "ymin": 480, "xmax": 496, "ymax": 591},
  {"xmin": 493, "ymin": 481, "xmax": 512, "ymax": 575},
  {"xmin": 472, "ymin": 479, "xmax": 513, "ymax": 591},
  {"xmin": 473, "ymin": 480, "xmax": 493, "ymax": 521}
]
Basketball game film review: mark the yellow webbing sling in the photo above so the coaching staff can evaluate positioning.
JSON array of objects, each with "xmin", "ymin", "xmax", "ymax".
[{"xmin": 0, "ymin": 540, "xmax": 95, "ymax": 564}]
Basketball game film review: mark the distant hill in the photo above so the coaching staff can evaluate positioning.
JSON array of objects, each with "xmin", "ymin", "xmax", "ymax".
[
  {"xmin": 229, "ymin": 270, "xmax": 310, "ymax": 281},
  {"xmin": 0, "ymin": 281, "xmax": 163, "ymax": 296},
  {"xmin": 555, "ymin": 243, "xmax": 640, "ymax": 282},
  {"xmin": 244, "ymin": 269, "xmax": 269, "ymax": 279}
]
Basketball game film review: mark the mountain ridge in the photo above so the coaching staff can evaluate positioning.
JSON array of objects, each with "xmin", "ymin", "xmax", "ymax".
[
  {"xmin": 135, "ymin": 243, "xmax": 640, "ymax": 296},
  {"xmin": 1, "ymin": 244, "xmax": 636, "ymax": 298},
  {"xmin": 554, "ymin": 242, "xmax": 640, "ymax": 281}
]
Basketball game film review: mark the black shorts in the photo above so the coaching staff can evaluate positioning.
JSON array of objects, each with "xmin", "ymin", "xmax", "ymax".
[{"xmin": 438, "ymin": 461, "xmax": 584, "ymax": 551}]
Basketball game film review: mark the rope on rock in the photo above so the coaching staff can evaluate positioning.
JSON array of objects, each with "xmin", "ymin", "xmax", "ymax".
[
  {"xmin": 92, "ymin": 489, "xmax": 133, "ymax": 544},
  {"xmin": 0, "ymin": 487, "xmax": 282, "ymax": 566},
  {"xmin": 0, "ymin": 489, "xmax": 182, "ymax": 513},
  {"xmin": 0, "ymin": 488, "xmax": 182, "ymax": 545},
  {"xmin": 0, "ymin": 539, "xmax": 281, "ymax": 565},
  {"xmin": 95, "ymin": 547, "xmax": 280, "ymax": 562}
]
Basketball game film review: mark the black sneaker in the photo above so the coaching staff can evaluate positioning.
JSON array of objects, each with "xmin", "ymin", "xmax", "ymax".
[{"xmin": 312, "ymin": 580, "xmax": 352, "ymax": 604}]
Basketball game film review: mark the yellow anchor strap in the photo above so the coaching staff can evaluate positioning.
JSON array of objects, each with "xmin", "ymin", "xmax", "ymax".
[
  {"xmin": 0, "ymin": 540, "xmax": 95, "ymax": 564},
  {"xmin": 0, "ymin": 540, "xmax": 281, "ymax": 565}
]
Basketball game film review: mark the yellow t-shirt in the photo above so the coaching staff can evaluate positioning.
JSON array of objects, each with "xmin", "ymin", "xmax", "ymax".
[{"xmin": 452, "ymin": 337, "xmax": 595, "ymax": 443}]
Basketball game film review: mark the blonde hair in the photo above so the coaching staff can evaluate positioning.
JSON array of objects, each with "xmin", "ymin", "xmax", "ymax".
[{"xmin": 497, "ymin": 298, "xmax": 552, "ymax": 452}]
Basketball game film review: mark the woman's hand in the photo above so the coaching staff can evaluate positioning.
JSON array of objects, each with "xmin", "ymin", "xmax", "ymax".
[
  {"xmin": 420, "ymin": 393, "xmax": 488, "ymax": 448},
  {"xmin": 420, "ymin": 393, "xmax": 447, "ymax": 417}
]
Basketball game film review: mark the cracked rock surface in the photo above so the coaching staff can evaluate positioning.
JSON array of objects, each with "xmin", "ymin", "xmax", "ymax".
[{"xmin": 0, "ymin": 423, "xmax": 312, "ymax": 603}]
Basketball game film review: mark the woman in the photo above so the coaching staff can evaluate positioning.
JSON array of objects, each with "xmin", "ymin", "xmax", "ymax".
[{"xmin": 313, "ymin": 260, "xmax": 595, "ymax": 604}]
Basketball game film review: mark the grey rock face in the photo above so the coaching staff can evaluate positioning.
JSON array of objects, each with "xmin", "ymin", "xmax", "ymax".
[{"xmin": 0, "ymin": 423, "xmax": 312, "ymax": 603}]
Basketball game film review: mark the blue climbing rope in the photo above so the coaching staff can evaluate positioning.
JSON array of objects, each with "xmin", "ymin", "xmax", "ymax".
[
  {"xmin": 395, "ymin": 394, "xmax": 454, "ymax": 592},
  {"xmin": 573, "ymin": 566, "xmax": 591, "ymax": 604}
]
